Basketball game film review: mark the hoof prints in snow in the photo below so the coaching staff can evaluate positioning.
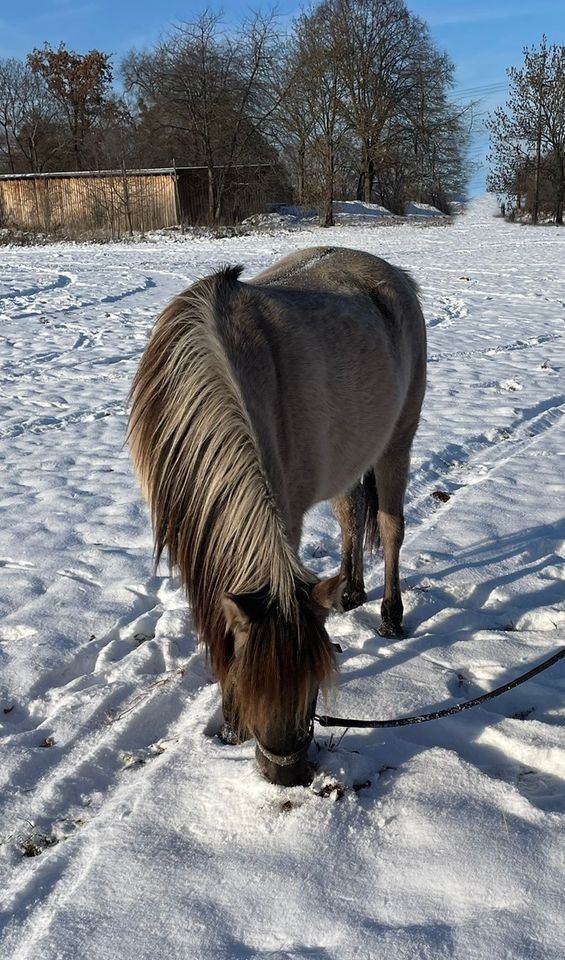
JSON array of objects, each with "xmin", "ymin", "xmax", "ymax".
[
  {"xmin": 0, "ymin": 577, "xmax": 207, "ymax": 876},
  {"xmin": 0, "ymin": 400, "xmax": 126, "ymax": 440}
]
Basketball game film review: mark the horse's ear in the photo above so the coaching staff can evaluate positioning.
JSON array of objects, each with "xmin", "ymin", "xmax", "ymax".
[
  {"xmin": 310, "ymin": 573, "xmax": 344, "ymax": 611},
  {"xmin": 222, "ymin": 595, "xmax": 252, "ymax": 634},
  {"xmin": 222, "ymin": 590, "xmax": 270, "ymax": 632}
]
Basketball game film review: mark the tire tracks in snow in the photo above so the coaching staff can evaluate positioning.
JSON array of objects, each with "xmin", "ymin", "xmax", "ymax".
[
  {"xmin": 409, "ymin": 391, "xmax": 565, "ymax": 528},
  {"xmin": 428, "ymin": 332, "xmax": 561, "ymax": 364}
]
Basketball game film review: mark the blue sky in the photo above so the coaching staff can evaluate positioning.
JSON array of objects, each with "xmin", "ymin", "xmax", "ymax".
[{"xmin": 1, "ymin": 0, "xmax": 564, "ymax": 194}]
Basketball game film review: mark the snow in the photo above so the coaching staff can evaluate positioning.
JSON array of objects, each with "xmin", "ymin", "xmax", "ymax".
[
  {"xmin": 1, "ymin": 195, "xmax": 564, "ymax": 959},
  {"xmin": 333, "ymin": 200, "xmax": 395, "ymax": 218},
  {"xmin": 405, "ymin": 201, "xmax": 446, "ymax": 218},
  {"xmin": 243, "ymin": 199, "xmax": 446, "ymax": 228}
]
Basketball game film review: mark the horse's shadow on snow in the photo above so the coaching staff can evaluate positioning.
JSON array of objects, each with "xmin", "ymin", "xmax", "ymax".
[{"xmin": 323, "ymin": 520, "xmax": 565, "ymax": 814}]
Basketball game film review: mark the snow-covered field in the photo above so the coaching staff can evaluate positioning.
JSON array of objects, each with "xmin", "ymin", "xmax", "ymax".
[{"xmin": 1, "ymin": 197, "xmax": 564, "ymax": 959}]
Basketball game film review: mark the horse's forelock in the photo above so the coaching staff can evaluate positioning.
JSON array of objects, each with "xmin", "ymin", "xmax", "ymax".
[{"xmin": 227, "ymin": 591, "xmax": 337, "ymax": 736}]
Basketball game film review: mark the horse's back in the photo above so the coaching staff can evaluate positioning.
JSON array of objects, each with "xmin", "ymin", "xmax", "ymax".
[
  {"xmin": 250, "ymin": 246, "xmax": 423, "ymax": 355},
  {"xmin": 250, "ymin": 246, "xmax": 419, "ymax": 301},
  {"xmin": 234, "ymin": 247, "xmax": 426, "ymax": 509},
  {"xmin": 248, "ymin": 246, "xmax": 425, "ymax": 401}
]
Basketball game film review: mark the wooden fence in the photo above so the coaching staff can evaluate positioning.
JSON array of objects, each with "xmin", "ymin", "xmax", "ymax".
[{"xmin": 0, "ymin": 164, "xmax": 285, "ymax": 237}]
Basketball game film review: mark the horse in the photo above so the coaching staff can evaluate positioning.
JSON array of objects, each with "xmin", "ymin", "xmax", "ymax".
[{"xmin": 128, "ymin": 246, "xmax": 426, "ymax": 787}]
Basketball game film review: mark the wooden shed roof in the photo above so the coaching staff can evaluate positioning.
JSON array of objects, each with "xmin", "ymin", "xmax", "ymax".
[{"xmin": 0, "ymin": 163, "xmax": 273, "ymax": 182}]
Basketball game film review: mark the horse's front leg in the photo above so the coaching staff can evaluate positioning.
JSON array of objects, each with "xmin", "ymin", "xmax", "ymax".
[
  {"xmin": 332, "ymin": 482, "xmax": 367, "ymax": 611},
  {"xmin": 218, "ymin": 683, "xmax": 252, "ymax": 745}
]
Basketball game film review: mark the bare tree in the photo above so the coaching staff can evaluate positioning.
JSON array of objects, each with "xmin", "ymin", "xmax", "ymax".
[
  {"xmin": 332, "ymin": 0, "xmax": 422, "ymax": 204},
  {"xmin": 123, "ymin": 12, "xmax": 282, "ymax": 225},
  {"xmin": 488, "ymin": 38, "xmax": 565, "ymax": 224},
  {"xmin": 539, "ymin": 43, "xmax": 565, "ymax": 223},
  {"xmin": 273, "ymin": 58, "xmax": 315, "ymax": 205},
  {"xmin": 285, "ymin": 6, "xmax": 349, "ymax": 226},
  {"xmin": 0, "ymin": 59, "xmax": 61, "ymax": 172},
  {"xmin": 398, "ymin": 46, "xmax": 471, "ymax": 210}
]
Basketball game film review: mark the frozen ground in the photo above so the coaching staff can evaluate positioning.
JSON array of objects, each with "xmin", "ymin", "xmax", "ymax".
[{"xmin": 0, "ymin": 197, "xmax": 564, "ymax": 959}]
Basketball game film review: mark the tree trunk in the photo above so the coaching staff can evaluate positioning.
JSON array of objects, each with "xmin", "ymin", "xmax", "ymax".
[
  {"xmin": 213, "ymin": 167, "xmax": 225, "ymax": 224},
  {"xmin": 554, "ymin": 155, "xmax": 565, "ymax": 225},
  {"xmin": 357, "ymin": 140, "xmax": 374, "ymax": 204},
  {"xmin": 2, "ymin": 125, "xmax": 15, "ymax": 173},
  {"xmin": 171, "ymin": 158, "xmax": 183, "ymax": 233},
  {"xmin": 356, "ymin": 171, "xmax": 364, "ymax": 202},
  {"xmin": 532, "ymin": 94, "xmax": 543, "ymax": 224},
  {"xmin": 28, "ymin": 135, "xmax": 39, "ymax": 174},
  {"xmin": 555, "ymin": 180, "xmax": 564, "ymax": 224},
  {"xmin": 207, "ymin": 166, "xmax": 215, "ymax": 226},
  {"xmin": 321, "ymin": 188, "xmax": 334, "ymax": 226},
  {"xmin": 297, "ymin": 143, "xmax": 306, "ymax": 205},
  {"xmin": 363, "ymin": 157, "xmax": 374, "ymax": 204},
  {"xmin": 321, "ymin": 143, "xmax": 334, "ymax": 227},
  {"xmin": 121, "ymin": 159, "xmax": 134, "ymax": 238}
]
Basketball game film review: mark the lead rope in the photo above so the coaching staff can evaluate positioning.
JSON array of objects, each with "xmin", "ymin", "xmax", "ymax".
[{"xmin": 315, "ymin": 646, "xmax": 565, "ymax": 729}]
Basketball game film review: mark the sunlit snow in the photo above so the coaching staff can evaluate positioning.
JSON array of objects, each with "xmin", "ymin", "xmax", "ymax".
[{"xmin": 1, "ymin": 197, "xmax": 564, "ymax": 960}]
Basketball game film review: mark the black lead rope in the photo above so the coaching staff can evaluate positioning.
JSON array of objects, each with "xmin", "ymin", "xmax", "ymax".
[{"xmin": 315, "ymin": 646, "xmax": 565, "ymax": 729}]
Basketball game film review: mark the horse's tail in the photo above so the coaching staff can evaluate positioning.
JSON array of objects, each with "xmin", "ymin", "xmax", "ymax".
[{"xmin": 362, "ymin": 468, "xmax": 380, "ymax": 553}]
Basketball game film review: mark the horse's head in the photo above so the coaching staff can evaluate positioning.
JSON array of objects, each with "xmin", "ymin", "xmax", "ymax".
[{"xmin": 222, "ymin": 576, "xmax": 341, "ymax": 786}]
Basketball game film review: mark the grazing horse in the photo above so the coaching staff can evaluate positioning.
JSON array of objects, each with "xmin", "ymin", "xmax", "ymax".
[{"xmin": 129, "ymin": 247, "xmax": 426, "ymax": 787}]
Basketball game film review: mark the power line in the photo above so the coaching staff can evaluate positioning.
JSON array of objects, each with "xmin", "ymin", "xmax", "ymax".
[
  {"xmin": 449, "ymin": 81, "xmax": 508, "ymax": 103},
  {"xmin": 452, "ymin": 81, "xmax": 507, "ymax": 96}
]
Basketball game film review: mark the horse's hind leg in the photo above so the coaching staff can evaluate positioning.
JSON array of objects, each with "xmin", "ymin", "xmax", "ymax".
[
  {"xmin": 373, "ymin": 440, "xmax": 413, "ymax": 638},
  {"xmin": 332, "ymin": 482, "xmax": 367, "ymax": 611}
]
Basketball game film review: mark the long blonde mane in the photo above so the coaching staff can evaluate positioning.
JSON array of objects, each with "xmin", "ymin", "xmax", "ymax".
[{"xmin": 128, "ymin": 267, "xmax": 334, "ymax": 725}]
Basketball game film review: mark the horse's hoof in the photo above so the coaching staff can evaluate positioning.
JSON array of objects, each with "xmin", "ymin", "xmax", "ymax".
[
  {"xmin": 377, "ymin": 621, "xmax": 404, "ymax": 639},
  {"xmin": 217, "ymin": 722, "xmax": 251, "ymax": 745},
  {"xmin": 336, "ymin": 590, "xmax": 367, "ymax": 613}
]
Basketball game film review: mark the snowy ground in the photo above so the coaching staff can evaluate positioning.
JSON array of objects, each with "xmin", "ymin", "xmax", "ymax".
[{"xmin": 1, "ymin": 197, "xmax": 564, "ymax": 959}]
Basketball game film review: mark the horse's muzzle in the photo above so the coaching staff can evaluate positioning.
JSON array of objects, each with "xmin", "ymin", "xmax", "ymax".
[{"xmin": 255, "ymin": 729, "xmax": 315, "ymax": 787}]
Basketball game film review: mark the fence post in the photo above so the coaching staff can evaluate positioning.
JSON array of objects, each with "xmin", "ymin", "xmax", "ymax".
[
  {"xmin": 121, "ymin": 158, "xmax": 134, "ymax": 237},
  {"xmin": 172, "ymin": 158, "xmax": 184, "ymax": 234}
]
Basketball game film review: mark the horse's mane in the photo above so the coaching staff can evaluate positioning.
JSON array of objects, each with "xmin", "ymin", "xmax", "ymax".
[{"xmin": 128, "ymin": 266, "xmax": 335, "ymax": 729}]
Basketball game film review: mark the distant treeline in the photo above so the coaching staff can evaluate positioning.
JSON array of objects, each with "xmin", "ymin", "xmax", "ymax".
[{"xmin": 0, "ymin": 0, "xmax": 473, "ymax": 225}]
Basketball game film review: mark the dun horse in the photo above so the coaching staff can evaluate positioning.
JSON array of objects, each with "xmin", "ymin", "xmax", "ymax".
[{"xmin": 129, "ymin": 247, "xmax": 426, "ymax": 786}]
